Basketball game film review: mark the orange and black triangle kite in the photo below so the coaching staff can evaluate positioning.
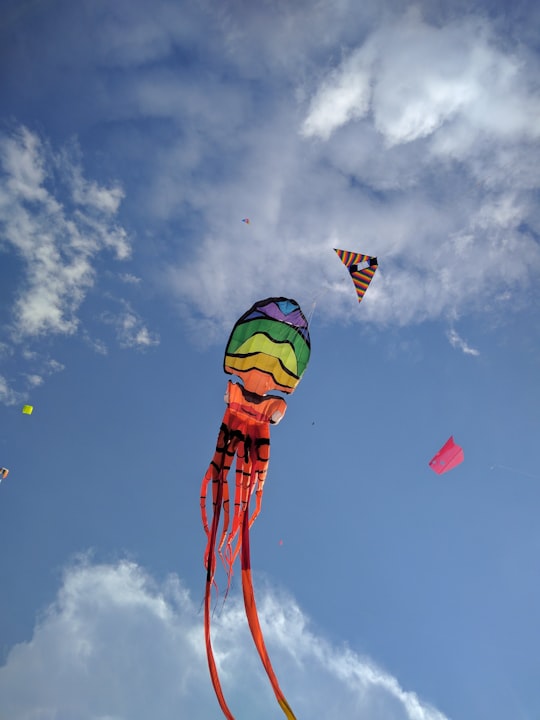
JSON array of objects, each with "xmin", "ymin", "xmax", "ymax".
[{"xmin": 334, "ymin": 248, "xmax": 378, "ymax": 303}]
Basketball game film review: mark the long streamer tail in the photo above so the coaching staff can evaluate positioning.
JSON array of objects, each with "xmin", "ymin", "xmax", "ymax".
[
  {"xmin": 240, "ymin": 500, "xmax": 297, "ymax": 720},
  {"xmin": 205, "ymin": 473, "xmax": 236, "ymax": 720}
]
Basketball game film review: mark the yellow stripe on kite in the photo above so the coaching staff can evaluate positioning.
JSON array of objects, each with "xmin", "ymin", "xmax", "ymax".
[
  {"xmin": 225, "ymin": 354, "xmax": 297, "ymax": 389},
  {"xmin": 231, "ymin": 333, "xmax": 298, "ymax": 375}
]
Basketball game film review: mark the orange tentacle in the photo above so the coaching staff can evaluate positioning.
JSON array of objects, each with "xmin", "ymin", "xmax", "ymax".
[
  {"xmin": 201, "ymin": 384, "xmax": 291, "ymax": 719},
  {"xmin": 204, "ymin": 465, "xmax": 236, "ymax": 720},
  {"xmin": 248, "ymin": 436, "xmax": 270, "ymax": 529},
  {"xmin": 217, "ymin": 432, "xmax": 242, "ymax": 568},
  {"xmin": 240, "ymin": 494, "xmax": 297, "ymax": 720},
  {"xmin": 200, "ymin": 422, "xmax": 229, "ymax": 570}
]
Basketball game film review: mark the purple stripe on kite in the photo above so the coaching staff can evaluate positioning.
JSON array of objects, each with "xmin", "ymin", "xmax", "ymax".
[{"xmin": 247, "ymin": 303, "xmax": 308, "ymax": 328}]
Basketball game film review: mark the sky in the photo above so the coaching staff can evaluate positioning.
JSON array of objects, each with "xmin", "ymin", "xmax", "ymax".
[{"xmin": 0, "ymin": 1, "xmax": 539, "ymax": 718}]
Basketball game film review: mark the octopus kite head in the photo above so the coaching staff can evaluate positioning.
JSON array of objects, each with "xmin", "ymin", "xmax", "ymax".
[{"xmin": 224, "ymin": 297, "xmax": 311, "ymax": 396}]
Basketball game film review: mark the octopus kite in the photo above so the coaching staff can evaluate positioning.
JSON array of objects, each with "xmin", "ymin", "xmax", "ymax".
[{"xmin": 200, "ymin": 297, "xmax": 311, "ymax": 720}]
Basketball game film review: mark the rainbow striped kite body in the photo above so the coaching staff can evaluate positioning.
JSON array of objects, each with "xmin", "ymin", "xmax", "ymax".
[{"xmin": 224, "ymin": 297, "xmax": 311, "ymax": 396}]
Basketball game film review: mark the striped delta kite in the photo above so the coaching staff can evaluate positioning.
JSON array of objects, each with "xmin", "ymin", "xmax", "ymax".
[
  {"xmin": 334, "ymin": 248, "xmax": 378, "ymax": 303},
  {"xmin": 200, "ymin": 297, "xmax": 311, "ymax": 720}
]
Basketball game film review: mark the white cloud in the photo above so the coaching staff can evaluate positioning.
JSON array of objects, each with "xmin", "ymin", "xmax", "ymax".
[
  {"xmin": 0, "ymin": 352, "xmax": 65, "ymax": 404},
  {"xmin": 4, "ymin": 6, "xmax": 539, "ymax": 345},
  {"xmin": 447, "ymin": 328, "xmax": 480, "ymax": 356},
  {"xmin": 119, "ymin": 273, "xmax": 142, "ymax": 285},
  {"xmin": 301, "ymin": 49, "xmax": 373, "ymax": 141},
  {"xmin": 46, "ymin": 358, "xmax": 65, "ymax": 374},
  {"xmin": 0, "ymin": 559, "xmax": 449, "ymax": 720},
  {"xmin": 302, "ymin": 12, "xmax": 540, "ymax": 148},
  {"xmin": 25, "ymin": 373, "xmax": 44, "ymax": 387},
  {"xmin": 149, "ymin": 9, "xmax": 540, "ymax": 337},
  {"xmin": 82, "ymin": 330, "xmax": 109, "ymax": 355},
  {"xmin": 0, "ymin": 375, "xmax": 21, "ymax": 406},
  {"xmin": 62, "ymin": 146, "xmax": 126, "ymax": 218},
  {"xmin": 0, "ymin": 125, "xmax": 162, "ymax": 402},
  {"xmin": 101, "ymin": 302, "xmax": 160, "ymax": 349},
  {"xmin": 0, "ymin": 126, "xmax": 131, "ymax": 339}
]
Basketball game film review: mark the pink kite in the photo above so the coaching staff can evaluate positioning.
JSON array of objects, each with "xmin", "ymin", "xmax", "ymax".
[{"xmin": 429, "ymin": 436, "xmax": 464, "ymax": 475}]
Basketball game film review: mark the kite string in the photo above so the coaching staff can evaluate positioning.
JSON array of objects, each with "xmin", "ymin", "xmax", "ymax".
[
  {"xmin": 490, "ymin": 464, "xmax": 539, "ymax": 480},
  {"xmin": 305, "ymin": 272, "xmax": 353, "ymax": 327},
  {"xmin": 306, "ymin": 285, "xmax": 330, "ymax": 327}
]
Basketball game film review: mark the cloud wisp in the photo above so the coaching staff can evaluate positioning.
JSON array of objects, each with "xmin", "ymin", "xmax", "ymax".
[
  {"xmin": 101, "ymin": 299, "xmax": 160, "ymax": 350},
  {"xmin": 301, "ymin": 11, "xmax": 540, "ymax": 147},
  {"xmin": 447, "ymin": 328, "xmax": 480, "ymax": 356},
  {"xmin": 0, "ymin": 126, "xmax": 130, "ymax": 339},
  {"xmin": 0, "ymin": 125, "xmax": 160, "ymax": 400},
  {"xmin": 0, "ymin": 559, "xmax": 449, "ymax": 720}
]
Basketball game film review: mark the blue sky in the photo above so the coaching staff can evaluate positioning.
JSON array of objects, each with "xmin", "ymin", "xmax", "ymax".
[{"xmin": 1, "ymin": 1, "xmax": 539, "ymax": 718}]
